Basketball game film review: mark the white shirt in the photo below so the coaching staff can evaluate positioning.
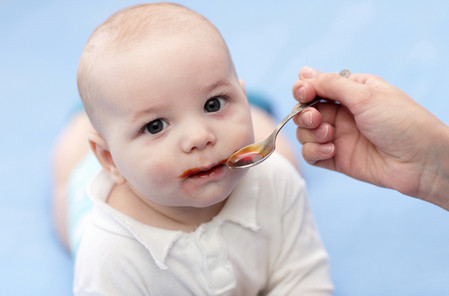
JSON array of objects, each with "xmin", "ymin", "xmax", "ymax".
[{"xmin": 74, "ymin": 153, "xmax": 333, "ymax": 295}]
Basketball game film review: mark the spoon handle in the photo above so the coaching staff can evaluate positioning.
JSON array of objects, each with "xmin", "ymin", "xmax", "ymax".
[{"xmin": 274, "ymin": 97, "xmax": 321, "ymax": 136}]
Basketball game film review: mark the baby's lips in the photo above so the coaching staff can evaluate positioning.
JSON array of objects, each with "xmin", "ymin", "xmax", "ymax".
[{"xmin": 178, "ymin": 159, "xmax": 227, "ymax": 178}]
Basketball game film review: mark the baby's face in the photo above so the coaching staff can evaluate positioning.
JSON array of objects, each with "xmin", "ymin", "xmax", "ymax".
[{"xmin": 94, "ymin": 33, "xmax": 254, "ymax": 208}]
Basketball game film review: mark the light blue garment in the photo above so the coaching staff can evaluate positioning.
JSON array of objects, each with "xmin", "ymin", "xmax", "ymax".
[{"xmin": 67, "ymin": 152, "xmax": 101, "ymax": 256}]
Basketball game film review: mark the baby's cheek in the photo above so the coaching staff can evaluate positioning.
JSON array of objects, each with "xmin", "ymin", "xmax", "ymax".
[
  {"xmin": 130, "ymin": 158, "xmax": 178, "ymax": 202},
  {"xmin": 235, "ymin": 110, "xmax": 254, "ymax": 142},
  {"xmin": 145, "ymin": 159, "xmax": 177, "ymax": 185},
  {"xmin": 231, "ymin": 122, "xmax": 254, "ymax": 149}
]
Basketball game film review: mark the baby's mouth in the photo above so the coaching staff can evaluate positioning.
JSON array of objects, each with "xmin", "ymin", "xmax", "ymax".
[{"xmin": 179, "ymin": 159, "xmax": 227, "ymax": 179}]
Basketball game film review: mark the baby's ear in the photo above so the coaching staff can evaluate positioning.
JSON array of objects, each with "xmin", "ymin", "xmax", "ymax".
[
  {"xmin": 239, "ymin": 79, "xmax": 247, "ymax": 95},
  {"xmin": 88, "ymin": 133, "xmax": 126, "ymax": 184}
]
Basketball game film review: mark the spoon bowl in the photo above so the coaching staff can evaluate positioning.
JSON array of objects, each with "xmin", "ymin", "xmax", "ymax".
[{"xmin": 226, "ymin": 69, "xmax": 351, "ymax": 169}]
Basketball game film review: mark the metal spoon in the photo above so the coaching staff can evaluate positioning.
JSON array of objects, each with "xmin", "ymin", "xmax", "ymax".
[{"xmin": 226, "ymin": 69, "xmax": 351, "ymax": 169}]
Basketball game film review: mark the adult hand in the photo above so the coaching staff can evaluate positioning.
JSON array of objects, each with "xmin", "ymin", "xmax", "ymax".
[{"xmin": 292, "ymin": 67, "xmax": 449, "ymax": 210}]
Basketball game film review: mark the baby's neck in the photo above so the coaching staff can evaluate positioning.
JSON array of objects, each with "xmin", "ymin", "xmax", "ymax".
[{"xmin": 106, "ymin": 183, "xmax": 226, "ymax": 232}]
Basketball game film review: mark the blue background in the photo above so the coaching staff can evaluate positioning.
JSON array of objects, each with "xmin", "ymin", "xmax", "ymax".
[{"xmin": 1, "ymin": 1, "xmax": 449, "ymax": 295}]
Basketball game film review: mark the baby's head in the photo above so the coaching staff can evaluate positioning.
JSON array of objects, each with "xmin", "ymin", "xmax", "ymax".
[
  {"xmin": 77, "ymin": 3, "xmax": 254, "ymax": 209},
  {"xmin": 78, "ymin": 3, "xmax": 227, "ymax": 134}
]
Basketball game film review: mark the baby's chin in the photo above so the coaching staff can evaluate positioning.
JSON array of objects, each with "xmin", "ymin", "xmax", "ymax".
[{"xmin": 185, "ymin": 168, "xmax": 248, "ymax": 207}]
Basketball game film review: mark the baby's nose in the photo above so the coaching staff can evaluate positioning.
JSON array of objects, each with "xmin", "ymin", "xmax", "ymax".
[{"xmin": 181, "ymin": 125, "xmax": 216, "ymax": 153}]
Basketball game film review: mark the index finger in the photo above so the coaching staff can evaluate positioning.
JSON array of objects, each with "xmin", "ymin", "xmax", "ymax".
[{"xmin": 292, "ymin": 79, "xmax": 317, "ymax": 103}]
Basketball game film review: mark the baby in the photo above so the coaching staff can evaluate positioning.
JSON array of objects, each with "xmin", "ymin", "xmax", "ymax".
[{"xmin": 57, "ymin": 3, "xmax": 332, "ymax": 295}]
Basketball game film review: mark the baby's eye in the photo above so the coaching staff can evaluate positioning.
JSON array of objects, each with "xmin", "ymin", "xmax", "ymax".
[
  {"xmin": 204, "ymin": 97, "xmax": 227, "ymax": 113},
  {"xmin": 143, "ymin": 119, "xmax": 169, "ymax": 134}
]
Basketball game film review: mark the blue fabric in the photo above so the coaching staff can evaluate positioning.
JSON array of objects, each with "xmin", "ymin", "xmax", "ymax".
[
  {"xmin": 247, "ymin": 91, "xmax": 274, "ymax": 115},
  {"xmin": 67, "ymin": 153, "xmax": 100, "ymax": 257},
  {"xmin": 2, "ymin": 1, "xmax": 449, "ymax": 295}
]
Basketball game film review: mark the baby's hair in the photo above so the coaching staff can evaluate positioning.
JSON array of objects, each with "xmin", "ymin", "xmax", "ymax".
[{"xmin": 77, "ymin": 3, "xmax": 227, "ymax": 133}]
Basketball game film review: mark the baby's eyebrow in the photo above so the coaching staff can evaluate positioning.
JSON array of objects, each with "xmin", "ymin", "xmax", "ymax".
[
  {"xmin": 202, "ymin": 78, "xmax": 232, "ymax": 93},
  {"xmin": 129, "ymin": 103, "xmax": 166, "ymax": 123}
]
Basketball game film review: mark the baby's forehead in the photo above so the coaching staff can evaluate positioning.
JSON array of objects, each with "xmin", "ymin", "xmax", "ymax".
[{"xmin": 96, "ymin": 5, "xmax": 218, "ymax": 51}]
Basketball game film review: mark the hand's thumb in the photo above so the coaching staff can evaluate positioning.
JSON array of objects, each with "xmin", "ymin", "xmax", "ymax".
[{"xmin": 300, "ymin": 67, "xmax": 369, "ymax": 112}]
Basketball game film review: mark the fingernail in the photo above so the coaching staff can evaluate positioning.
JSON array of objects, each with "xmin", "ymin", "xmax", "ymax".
[
  {"xmin": 298, "ymin": 86, "xmax": 306, "ymax": 102},
  {"xmin": 318, "ymin": 143, "xmax": 334, "ymax": 155},
  {"xmin": 301, "ymin": 66, "xmax": 318, "ymax": 79},
  {"xmin": 314, "ymin": 124, "xmax": 328, "ymax": 139},
  {"xmin": 302, "ymin": 110, "xmax": 312, "ymax": 127}
]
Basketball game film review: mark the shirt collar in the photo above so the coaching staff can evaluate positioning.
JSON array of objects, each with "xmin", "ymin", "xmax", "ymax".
[{"xmin": 88, "ymin": 169, "xmax": 260, "ymax": 270}]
